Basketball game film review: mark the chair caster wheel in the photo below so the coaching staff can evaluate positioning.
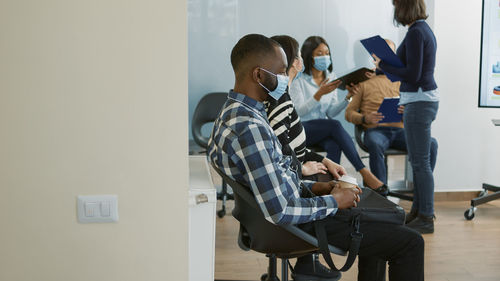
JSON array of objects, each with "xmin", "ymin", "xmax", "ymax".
[
  {"xmin": 217, "ymin": 209, "xmax": 226, "ymax": 218},
  {"xmin": 464, "ymin": 208, "xmax": 475, "ymax": 220},
  {"xmin": 260, "ymin": 273, "xmax": 268, "ymax": 281}
]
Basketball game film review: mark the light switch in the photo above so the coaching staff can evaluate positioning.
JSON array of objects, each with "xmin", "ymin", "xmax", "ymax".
[
  {"xmin": 84, "ymin": 202, "xmax": 98, "ymax": 217},
  {"xmin": 100, "ymin": 201, "xmax": 111, "ymax": 217},
  {"xmin": 77, "ymin": 195, "xmax": 118, "ymax": 223}
]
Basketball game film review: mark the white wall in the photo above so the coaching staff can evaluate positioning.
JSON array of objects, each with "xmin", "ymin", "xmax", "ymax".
[
  {"xmin": 188, "ymin": 0, "xmax": 406, "ymax": 138},
  {"xmin": 0, "ymin": 1, "xmax": 188, "ymax": 280},
  {"xmin": 190, "ymin": 0, "xmax": 500, "ymax": 191},
  {"xmin": 432, "ymin": 0, "xmax": 500, "ymax": 190}
]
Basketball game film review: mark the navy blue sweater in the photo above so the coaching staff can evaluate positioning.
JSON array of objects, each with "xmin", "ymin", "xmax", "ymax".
[{"xmin": 380, "ymin": 21, "xmax": 437, "ymax": 92}]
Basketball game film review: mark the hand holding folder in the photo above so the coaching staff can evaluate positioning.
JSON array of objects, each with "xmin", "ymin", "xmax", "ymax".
[
  {"xmin": 360, "ymin": 35, "xmax": 404, "ymax": 82},
  {"xmin": 377, "ymin": 97, "xmax": 402, "ymax": 123}
]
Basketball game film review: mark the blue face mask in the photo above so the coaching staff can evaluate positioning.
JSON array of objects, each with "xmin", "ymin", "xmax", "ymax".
[
  {"xmin": 258, "ymin": 68, "xmax": 289, "ymax": 100},
  {"xmin": 293, "ymin": 63, "xmax": 305, "ymax": 82},
  {"xmin": 313, "ymin": 55, "xmax": 331, "ymax": 71}
]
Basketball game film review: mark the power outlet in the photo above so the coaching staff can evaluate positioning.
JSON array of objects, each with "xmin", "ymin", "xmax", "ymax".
[{"xmin": 77, "ymin": 195, "xmax": 119, "ymax": 223}]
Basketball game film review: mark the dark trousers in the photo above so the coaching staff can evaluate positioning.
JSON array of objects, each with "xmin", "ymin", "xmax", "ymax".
[
  {"xmin": 404, "ymin": 101, "xmax": 439, "ymax": 217},
  {"xmin": 300, "ymin": 219, "xmax": 424, "ymax": 281},
  {"xmin": 363, "ymin": 126, "xmax": 438, "ymax": 184},
  {"xmin": 303, "ymin": 119, "xmax": 365, "ymax": 171}
]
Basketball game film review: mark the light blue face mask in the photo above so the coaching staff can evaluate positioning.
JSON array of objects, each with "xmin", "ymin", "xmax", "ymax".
[
  {"xmin": 258, "ymin": 67, "xmax": 289, "ymax": 100},
  {"xmin": 313, "ymin": 55, "xmax": 332, "ymax": 71},
  {"xmin": 293, "ymin": 63, "xmax": 305, "ymax": 82}
]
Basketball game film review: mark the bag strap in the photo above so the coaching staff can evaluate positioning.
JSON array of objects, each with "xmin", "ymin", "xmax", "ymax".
[{"xmin": 314, "ymin": 214, "xmax": 363, "ymax": 272}]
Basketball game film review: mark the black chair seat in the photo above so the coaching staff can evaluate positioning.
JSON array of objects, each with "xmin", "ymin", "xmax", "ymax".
[
  {"xmin": 211, "ymin": 165, "xmax": 346, "ymax": 257},
  {"xmin": 354, "ymin": 124, "xmax": 413, "ymax": 201}
]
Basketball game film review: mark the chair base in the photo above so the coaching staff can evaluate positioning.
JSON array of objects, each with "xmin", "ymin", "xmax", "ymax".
[
  {"xmin": 215, "ymin": 254, "xmax": 289, "ymax": 281},
  {"xmin": 387, "ymin": 180, "xmax": 413, "ymax": 201},
  {"xmin": 464, "ymin": 183, "xmax": 500, "ymax": 220},
  {"xmin": 217, "ymin": 180, "xmax": 234, "ymax": 218}
]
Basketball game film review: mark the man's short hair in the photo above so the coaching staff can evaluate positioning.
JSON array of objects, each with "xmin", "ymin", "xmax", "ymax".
[{"xmin": 230, "ymin": 34, "xmax": 279, "ymax": 79}]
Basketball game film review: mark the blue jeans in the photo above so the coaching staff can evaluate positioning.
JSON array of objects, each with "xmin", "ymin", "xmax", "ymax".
[
  {"xmin": 404, "ymin": 101, "xmax": 439, "ymax": 217},
  {"xmin": 364, "ymin": 127, "xmax": 438, "ymax": 185},
  {"xmin": 302, "ymin": 119, "xmax": 365, "ymax": 171}
]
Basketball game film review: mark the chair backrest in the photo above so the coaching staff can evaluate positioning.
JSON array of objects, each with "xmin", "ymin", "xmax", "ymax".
[
  {"xmin": 210, "ymin": 163, "xmax": 346, "ymax": 257},
  {"xmin": 191, "ymin": 92, "xmax": 228, "ymax": 149},
  {"xmin": 354, "ymin": 124, "xmax": 370, "ymax": 153}
]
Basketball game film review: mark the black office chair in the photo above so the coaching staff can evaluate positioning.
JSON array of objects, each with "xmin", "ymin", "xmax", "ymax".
[
  {"xmin": 211, "ymin": 164, "xmax": 347, "ymax": 281},
  {"xmin": 191, "ymin": 92, "xmax": 233, "ymax": 217},
  {"xmin": 354, "ymin": 125, "xmax": 413, "ymax": 201}
]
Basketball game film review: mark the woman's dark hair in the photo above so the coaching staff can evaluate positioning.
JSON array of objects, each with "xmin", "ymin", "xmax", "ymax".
[
  {"xmin": 301, "ymin": 36, "xmax": 333, "ymax": 75},
  {"xmin": 393, "ymin": 0, "xmax": 428, "ymax": 26},
  {"xmin": 270, "ymin": 35, "xmax": 299, "ymax": 73}
]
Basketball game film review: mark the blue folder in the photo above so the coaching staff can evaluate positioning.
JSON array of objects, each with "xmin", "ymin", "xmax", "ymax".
[
  {"xmin": 378, "ymin": 97, "xmax": 402, "ymax": 123},
  {"xmin": 360, "ymin": 35, "xmax": 404, "ymax": 82}
]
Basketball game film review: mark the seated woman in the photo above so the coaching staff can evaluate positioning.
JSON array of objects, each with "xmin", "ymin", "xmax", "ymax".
[
  {"xmin": 265, "ymin": 34, "xmax": 343, "ymax": 281},
  {"xmin": 266, "ymin": 35, "xmax": 345, "ymax": 183},
  {"xmin": 288, "ymin": 35, "xmax": 387, "ymax": 192}
]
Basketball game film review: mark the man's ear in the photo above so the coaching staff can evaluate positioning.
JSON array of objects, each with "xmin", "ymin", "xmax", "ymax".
[{"xmin": 252, "ymin": 67, "xmax": 262, "ymax": 84}]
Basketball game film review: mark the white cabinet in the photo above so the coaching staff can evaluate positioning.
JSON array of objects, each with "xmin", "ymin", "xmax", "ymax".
[{"xmin": 188, "ymin": 155, "xmax": 216, "ymax": 281}]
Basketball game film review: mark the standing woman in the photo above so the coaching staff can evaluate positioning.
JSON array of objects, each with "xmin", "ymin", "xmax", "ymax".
[{"xmin": 374, "ymin": 0, "xmax": 439, "ymax": 234}]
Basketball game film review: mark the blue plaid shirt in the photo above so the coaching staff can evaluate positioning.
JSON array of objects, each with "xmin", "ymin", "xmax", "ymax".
[{"xmin": 208, "ymin": 90, "xmax": 338, "ymax": 225}]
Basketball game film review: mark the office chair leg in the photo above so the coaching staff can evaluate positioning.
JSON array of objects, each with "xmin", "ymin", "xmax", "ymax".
[
  {"xmin": 217, "ymin": 180, "xmax": 228, "ymax": 218},
  {"xmin": 260, "ymin": 254, "xmax": 280, "ymax": 281},
  {"xmin": 281, "ymin": 258, "xmax": 289, "ymax": 281}
]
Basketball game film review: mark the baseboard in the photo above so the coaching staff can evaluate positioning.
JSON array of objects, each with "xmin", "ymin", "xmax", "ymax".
[{"xmin": 434, "ymin": 191, "xmax": 481, "ymax": 201}]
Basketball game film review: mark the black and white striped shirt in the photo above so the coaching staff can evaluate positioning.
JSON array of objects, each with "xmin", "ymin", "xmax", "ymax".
[{"xmin": 265, "ymin": 91, "xmax": 324, "ymax": 164}]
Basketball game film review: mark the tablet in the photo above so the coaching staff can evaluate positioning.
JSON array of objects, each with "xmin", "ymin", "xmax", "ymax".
[{"xmin": 335, "ymin": 67, "xmax": 374, "ymax": 90}]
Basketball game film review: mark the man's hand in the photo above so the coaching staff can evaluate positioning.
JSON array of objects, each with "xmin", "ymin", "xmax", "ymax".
[
  {"xmin": 364, "ymin": 111, "xmax": 384, "ymax": 125},
  {"xmin": 397, "ymin": 105, "xmax": 405, "ymax": 115},
  {"xmin": 331, "ymin": 184, "xmax": 362, "ymax": 209},
  {"xmin": 302, "ymin": 161, "xmax": 328, "ymax": 176},
  {"xmin": 311, "ymin": 181, "xmax": 338, "ymax": 196},
  {"xmin": 314, "ymin": 79, "xmax": 341, "ymax": 100},
  {"xmin": 322, "ymin": 158, "xmax": 346, "ymax": 180}
]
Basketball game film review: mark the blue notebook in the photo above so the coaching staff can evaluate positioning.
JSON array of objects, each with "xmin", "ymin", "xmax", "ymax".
[
  {"xmin": 360, "ymin": 35, "xmax": 404, "ymax": 82},
  {"xmin": 378, "ymin": 97, "xmax": 402, "ymax": 123}
]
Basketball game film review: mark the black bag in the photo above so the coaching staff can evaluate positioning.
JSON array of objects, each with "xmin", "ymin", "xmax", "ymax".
[{"xmin": 314, "ymin": 188, "xmax": 405, "ymax": 272}]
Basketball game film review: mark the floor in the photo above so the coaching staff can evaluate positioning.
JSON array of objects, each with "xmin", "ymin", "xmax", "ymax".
[
  {"xmin": 214, "ymin": 199, "xmax": 500, "ymax": 281},
  {"xmin": 210, "ymin": 154, "xmax": 500, "ymax": 281}
]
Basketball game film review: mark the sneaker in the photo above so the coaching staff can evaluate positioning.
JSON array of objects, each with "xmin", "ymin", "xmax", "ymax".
[
  {"xmin": 293, "ymin": 254, "xmax": 341, "ymax": 281},
  {"xmin": 406, "ymin": 214, "xmax": 434, "ymax": 234},
  {"xmin": 405, "ymin": 210, "xmax": 418, "ymax": 224}
]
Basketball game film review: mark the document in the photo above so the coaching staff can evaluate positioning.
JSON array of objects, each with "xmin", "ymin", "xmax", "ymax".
[
  {"xmin": 360, "ymin": 35, "xmax": 404, "ymax": 82},
  {"xmin": 377, "ymin": 97, "xmax": 402, "ymax": 123},
  {"xmin": 335, "ymin": 67, "xmax": 374, "ymax": 90}
]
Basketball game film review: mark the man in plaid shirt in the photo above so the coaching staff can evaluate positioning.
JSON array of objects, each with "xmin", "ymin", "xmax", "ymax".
[{"xmin": 208, "ymin": 34, "xmax": 424, "ymax": 281}]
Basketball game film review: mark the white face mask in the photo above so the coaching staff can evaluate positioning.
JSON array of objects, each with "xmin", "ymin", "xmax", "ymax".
[
  {"xmin": 313, "ymin": 55, "xmax": 331, "ymax": 71},
  {"xmin": 258, "ymin": 67, "xmax": 289, "ymax": 100}
]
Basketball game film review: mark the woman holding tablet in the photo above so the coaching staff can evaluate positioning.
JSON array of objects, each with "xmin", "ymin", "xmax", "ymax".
[
  {"xmin": 373, "ymin": 0, "xmax": 439, "ymax": 234},
  {"xmin": 289, "ymin": 36, "xmax": 387, "ymax": 193}
]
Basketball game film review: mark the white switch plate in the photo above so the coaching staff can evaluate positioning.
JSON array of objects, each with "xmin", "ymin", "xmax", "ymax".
[{"xmin": 77, "ymin": 195, "xmax": 119, "ymax": 223}]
